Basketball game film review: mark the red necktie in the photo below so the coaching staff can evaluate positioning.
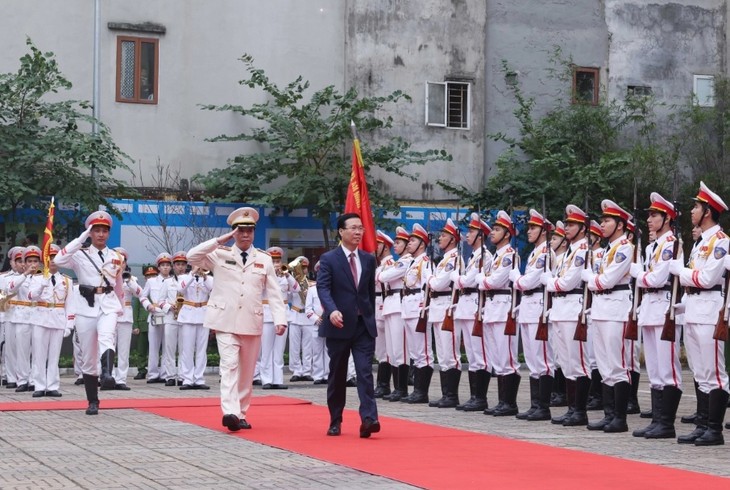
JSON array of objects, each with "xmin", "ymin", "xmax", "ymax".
[{"xmin": 349, "ymin": 252, "xmax": 358, "ymax": 286}]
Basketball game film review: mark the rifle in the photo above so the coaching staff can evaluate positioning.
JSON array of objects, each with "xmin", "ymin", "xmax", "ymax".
[
  {"xmin": 415, "ymin": 233, "xmax": 434, "ymax": 334},
  {"xmin": 713, "ymin": 271, "xmax": 730, "ymax": 341},
  {"xmin": 661, "ymin": 200, "xmax": 682, "ymax": 342},
  {"xmin": 472, "ymin": 225, "xmax": 486, "ymax": 337},
  {"xmin": 504, "ymin": 204, "xmax": 519, "ymax": 336},
  {"xmin": 441, "ymin": 243, "xmax": 461, "ymax": 333},
  {"xmin": 573, "ymin": 202, "xmax": 592, "ymax": 342},
  {"xmin": 624, "ymin": 184, "xmax": 641, "ymax": 341},
  {"xmin": 536, "ymin": 196, "xmax": 551, "ymax": 342}
]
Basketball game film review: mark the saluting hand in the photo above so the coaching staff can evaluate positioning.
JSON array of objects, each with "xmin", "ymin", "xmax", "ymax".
[{"xmin": 216, "ymin": 229, "xmax": 237, "ymax": 246}]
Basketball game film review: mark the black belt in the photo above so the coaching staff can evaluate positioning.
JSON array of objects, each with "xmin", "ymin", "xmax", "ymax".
[
  {"xmin": 81, "ymin": 285, "xmax": 114, "ymax": 294},
  {"xmin": 461, "ymin": 287, "xmax": 479, "ymax": 295},
  {"xmin": 522, "ymin": 287, "xmax": 544, "ymax": 297},
  {"xmin": 385, "ymin": 288, "xmax": 402, "ymax": 297},
  {"xmin": 430, "ymin": 290, "xmax": 452, "ymax": 298},
  {"xmin": 554, "ymin": 288, "xmax": 583, "ymax": 298},
  {"xmin": 686, "ymin": 285, "xmax": 722, "ymax": 295},
  {"xmin": 402, "ymin": 288, "xmax": 422, "ymax": 297},
  {"xmin": 486, "ymin": 289, "xmax": 511, "ymax": 299},
  {"xmin": 645, "ymin": 285, "xmax": 672, "ymax": 294},
  {"xmin": 593, "ymin": 284, "xmax": 631, "ymax": 296}
]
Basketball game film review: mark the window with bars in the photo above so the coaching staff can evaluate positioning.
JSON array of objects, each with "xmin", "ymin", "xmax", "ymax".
[
  {"xmin": 693, "ymin": 75, "xmax": 715, "ymax": 107},
  {"xmin": 116, "ymin": 36, "xmax": 158, "ymax": 104},
  {"xmin": 425, "ymin": 81, "xmax": 471, "ymax": 129},
  {"xmin": 572, "ymin": 67, "xmax": 599, "ymax": 105}
]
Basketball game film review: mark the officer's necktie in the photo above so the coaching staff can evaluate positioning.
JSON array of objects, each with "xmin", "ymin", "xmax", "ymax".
[
  {"xmin": 51, "ymin": 275, "xmax": 56, "ymax": 286},
  {"xmin": 241, "ymin": 251, "xmax": 248, "ymax": 265},
  {"xmin": 349, "ymin": 252, "xmax": 358, "ymax": 286},
  {"xmin": 98, "ymin": 250, "xmax": 104, "ymax": 263}
]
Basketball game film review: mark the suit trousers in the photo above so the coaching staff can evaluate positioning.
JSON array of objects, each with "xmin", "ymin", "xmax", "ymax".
[
  {"xmin": 326, "ymin": 317, "xmax": 377, "ymax": 424},
  {"xmin": 455, "ymin": 318, "xmax": 488, "ymax": 371},
  {"xmin": 551, "ymin": 321, "xmax": 590, "ymax": 380},
  {"xmin": 520, "ymin": 322, "xmax": 554, "ymax": 378},
  {"xmin": 31, "ymin": 325, "xmax": 63, "ymax": 391},
  {"xmin": 642, "ymin": 324, "xmax": 682, "ymax": 389},
  {"xmin": 114, "ymin": 321, "xmax": 133, "ymax": 384},
  {"xmin": 217, "ymin": 331, "xmax": 261, "ymax": 418},
  {"xmin": 384, "ymin": 313, "xmax": 407, "ymax": 366},
  {"xmin": 684, "ymin": 322, "xmax": 729, "ymax": 394}
]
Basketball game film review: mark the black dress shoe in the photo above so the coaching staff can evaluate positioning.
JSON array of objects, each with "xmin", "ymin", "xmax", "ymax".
[
  {"xmin": 28, "ymin": 385, "xmax": 35, "ymax": 391},
  {"xmin": 270, "ymin": 384, "xmax": 288, "ymax": 390},
  {"xmin": 346, "ymin": 378, "xmax": 357, "ymax": 387},
  {"xmin": 45, "ymin": 390, "xmax": 62, "ymax": 397},
  {"xmin": 359, "ymin": 418, "xmax": 381, "ymax": 438},
  {"xmin": 327, "ymin": 423, "xmax": 341, "ymax": 436},
  {"xmin": 193, "ymin": 384, "xmax": 210, "ymax": 390},
  {"xmin": 115, "ymin": 384, "xmax": 131, "ymax": 391},
  {"xmin": 6, "ymin": 382, "xmax": 18, "ymax": 389},
  {"xmin": 177, "ymin": 379, "xmax": 184, "ymax": 386},
  {"xmin": 179, "ymin": 384, "xmax": 195, "ymax": 390},
  {"xmin": 133, "ymin": 371, "xmax": 147, "ymax": 380},
  {"xmin": 165, "ymin": 379, "xmax": 176, "ymax": 387},
  {"xmin": 222, "ymin": 414, "xmax": 251, "ymax": 431},
  {"xmin": 262, "ymin": 383, "xmax": 273, "ymax": 390},
  {"xmin": 15, "ymin": 384, "xmax": 29, "ymax": 393},
  {"xmin": 290, "ymin": 375, "xmax": 303, "ymax": 382},
  {"xmin": 238, "ymin": 419, "xmax": 252, "ymax": 429},
  {"xmin": 302, "ymin": 376, "xmax": 314, "ymax": 382},
  {"xmin": 74, "ymin": 378, "xmax": 84, "ymax": 386},
  {"xmin": 32, "ymin": 390, "xmax": 45, "ymax": 398},
  {"xmin": 1, "ymin": 379, "xmax": 6, "ymax": 386},
  {"xmin": 147, "ymin": 377, "xmax": 164, "ymax": 384},
  {"xmin": 86, "ymin": 401, "xmax": 99, "ymax": 415},
  {"xmin": 313, "ymin": 379, "xmax": 327, "ymax": 385},
  {"xmin": 252, "ymin": 379, "xmax": 262, "ymax": 386}
]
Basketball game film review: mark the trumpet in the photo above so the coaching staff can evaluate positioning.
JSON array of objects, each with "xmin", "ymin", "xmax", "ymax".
[{"xmin": 173, "ymin": 293, "xmax": 185, "ymax": 320}]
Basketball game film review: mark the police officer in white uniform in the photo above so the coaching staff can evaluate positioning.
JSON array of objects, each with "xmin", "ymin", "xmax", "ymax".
[
  {"xmin": 373, "ymin": 231, "xmax": 395, "ymax": 398},
  {"xmin": 111, "ymin": 247, "xmax": 141, "ymax": 390},
  {"xmin": 305, "ymin": 261, "xmax": 329, "ymax": 384},
  {"xmin": 288, "ymin": 256, "xmax": 313, "ymax": 382},
  {"xmin": 2, "ymin": 247, "xmax": 24, "ymax": 389},
  {"xmin": 159, "ymin": 253, "xmax": 187, "ymax": 385},
  {"xmin": 139, "ymin": 254, "xmax": 173, "ymax": 383}
]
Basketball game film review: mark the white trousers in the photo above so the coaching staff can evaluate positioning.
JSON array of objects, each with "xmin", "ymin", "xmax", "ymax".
[
  {"xmin": 163, "ymin": 322, "xmax": 181, "ymax": 381},
  {"xmin": 585, "ymin": 317, "xmax": 597, "ymax": 370},
  {"xmin": 147, "ymin": 322, "xmax": 165, "ymax": 380},
  {"xmin": 114, "ymin": 321, "xmax": 133, "ymax": 384},
  {"xmin": 15, "ymin": 322, "xmax": 33, "ymax": 385},
  {"xmin": 641, "ymin": 324, "xmax": 682, "ymax": 389},
  {"xmin": 455, "ymin": 318, "xmax": 488, "ymax": 371},
  {"xmin": 73, "ymin": 331, "xmax": 83, "ymax": 378},
  {"xmin": 217, "ymin": 332, "xmax": 261, "ymax": 419},
  {"xmin": 684, "ymin": 322, "xmax": 729, "ymax": 394},
  {"xmin": 288, "ymin": 322, "xmax": 312, "ymax": 376},
  {"xmin": 482, "ymin": 322, "xmax": 520, "ymax": 376},
  {"xmin": 180, "ymin": 323, "xmax": 209, "ymax": 386},
  {"xmin": 260, "ymin": 322, "xmax": 287, "ymax": 385},
  {"xmin": 384, "ymin": 313, "xmax": 407, "ymax": 366},
  {"xmin": 3, "ymin": 321, "xmax": 17, "ymax": 383},
  {"xmin": 433, "ymin": 322, "xmax": 461, "ymax": 371},
  {"xmin": 404, "ymin": 318, "xmax": 434, "ymax": 368},
  {"xmin": 592, "ymin": 319, "xmax": 630, "ymax": 386},
  {"xmin": 310, "ymin": 326, "xmax": 329, "ymax": 381},
  {"xmin": 375, "ymin": 318, "xmax": 388, "ymax": 363},
  {"xmin": 624, "ymin": 337, "xmax": 641, "ymax": 374},
  {"xmin": 75, "ymin": 313, "xmax": 117, "ymax": 375},
  {"xmin": 520, "ymin": 322, "xmax": 555, "ymax": 378},
  {"xmin": 551, "ymin": 321, "xmax": 590, "ymax": 380},
  {"xmin": 31, "ymin": 326, "xmax": 63, "ymax": 392}
]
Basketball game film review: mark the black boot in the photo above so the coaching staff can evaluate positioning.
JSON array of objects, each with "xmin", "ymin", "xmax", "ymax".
[
  {"xmin": 388, "ymin": 364, "xmax": 409, "ymax": 402},
  {"xmin": 456, "ymin": 371, "xmax": 477, "ymax": 411},
  {"xmin": 563, "ymin": 375, "xmax": 589, "ymax": 426},
  {"xmin": 373, "ymin": 362, "xmax": 391, "ymax": 399},
  {"xmin": 83, "ymin": 374, "xmax": 100, "ymax": 415},
  {"xmin": 438, "ymin": 369, "xmax": 461, "ymax": 408},
  {"xmin": 694, "ymin": 389, "xmax": 728, "ymax": 446},
  {"xmin": 463, "ymin": 370, "xmax": 490, "ymax": 412},
  {"xmin": 484, "ymin": 374, "xmax": 505, "ymax": 415},
  {"xmin": 550, "ymin": 368, "xmax": 567, "ymax": 407},
  {"xmin": 645, "ymin": 385, "xmax": 681, "ymax": 439},
  {"xmin": 429, "ymin": 370, "xmax": 448, "ymax": 407},
  {"xmin": 586, "ymin": 369, "xmax": 603, "ymax": 411},
  {"xmin": 527, "ymin": 375, "xmax": 553, "ymax": 421},
  {"xmin": 678, "ymin": 389, "xmax": 709, "ymax": 444},
  {"xmin": 587, "ymin": 383, "xmax": 614, "ymax": 431},
  {"xmin": 633, "ymin": 388, "xmax": 662, "ymax": 437},
  {"xmin": 552, "ymin": 378, "xmax": 575, "ymax": 424},
  {"xmin": 680, "ymin": 380, "xmax": 700, "ymax": 424},
  {"xmin": 604, "ymin": 381, "xmax": 630, "ymax": 433},
  {"xmin": 516, "ymin": 377, "xmax": 539, "ymax": 420},
  {"xmin": 626, "ymin": 371, "xmax": 641, "ymax": 415},
  {"xmin": 99, "ymin": 349, "xmax": 116, "ymax": 390},
  {"xmin": 407, "ymin": 366, "xmax": 433, "ymax": 404},
  {"xmin": 493, "ymin": 373, "xmax": 520, "ymax": 416},
  {"xmin": 408, "ymin": 361, "xmax": 415, "ymax": 386}
]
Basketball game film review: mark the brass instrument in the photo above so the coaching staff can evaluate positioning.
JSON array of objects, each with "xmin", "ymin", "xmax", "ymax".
[
  {"xmin": 173, "ymin": 292, "xmax": 185, "ymax": 320},
  {"xmin": 0, "ymin": 291, "xmax": 17, "ymax": 313},
  {"xmin": 287, "ymin": 257, "xmax": 309, "ymax": 303}
]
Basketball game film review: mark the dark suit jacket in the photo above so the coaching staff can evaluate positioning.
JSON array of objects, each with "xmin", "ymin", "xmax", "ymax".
[{"xmin": 316, "ymin": 247, "xmax": 377, "ymax": 339}]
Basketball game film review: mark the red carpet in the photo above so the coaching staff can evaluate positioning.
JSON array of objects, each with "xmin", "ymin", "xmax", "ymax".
[{"xmin": 140, "ymin": 397, "xmax": 729, "ymax": 489}]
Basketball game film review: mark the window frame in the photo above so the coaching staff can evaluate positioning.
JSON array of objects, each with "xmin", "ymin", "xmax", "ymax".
[
  {"xmin": 572, "ymin": 67, "xmax": 600, "ymax": 106},
  {"xmin": 115, "ymin": 35, "xmax": 159, "ymax": 105},
  {"xmin": 425, "ymin": 80, "xmax": 471, "ymax": 130},
  {"xmin": 693, "ymin": 74, "xmax": 715, "ymax": 107}
]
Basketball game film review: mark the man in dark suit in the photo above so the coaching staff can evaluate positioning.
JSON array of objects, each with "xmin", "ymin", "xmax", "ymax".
[{"xmin": 317, "ymin": 213, "xmax": 380, "ymax": 438}]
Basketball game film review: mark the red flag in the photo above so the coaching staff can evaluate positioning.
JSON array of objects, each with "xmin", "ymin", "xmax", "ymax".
[
  {"xmin": 42, "ymin": 197, "xmax": 55, "ymax": 277},
  {"xmin": 344, "ymin": 135, "xmax": 376, "ymax": 253}
]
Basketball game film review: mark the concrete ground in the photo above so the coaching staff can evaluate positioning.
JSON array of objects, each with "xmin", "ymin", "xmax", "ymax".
[{"xmin": 0, "ymin": 367, "xmax": 728, "ymax": 489}]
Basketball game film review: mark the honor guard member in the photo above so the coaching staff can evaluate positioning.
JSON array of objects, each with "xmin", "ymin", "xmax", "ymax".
[
  {"xmin": 400, "ymin": 223, "xmax": 433, "ymax": 403},
  {"xmin": 510, "ymin": 210, "xmax": 555, "ymax": 421},
  {"xmin": 1, "ymin": 246, "xmax": 23, "ymax": 389},
  {"xmin": 548, "ymin": 222, "xmax": 570, "ymax": 408},
  {"xmin": 260, "ymin": 247, "xmax": 296, "ymax": 389},
  {"xmin": 373, "ymin": 230, "xmax": 395, "ymax": 398},
  {"xmin": 7, "ymin": 246, "xmax": 44, "ymax": 392},
  {"xmin": 111, "ymin": 248, "xmax": 142, "ymax": 390},
  {"xmin": 288, "ymin": 256, "xmax": 314, "ymax": 382},
  {"xmin": 175, "ymin": 260, "xmax": 214, "ymax": 390},
  {"xmin": 133, "ymin": 265, "xmax": 158, "ymax": 381},
  {"xmin": 427, "ymin": 218, "xmax": 462, "ymax": 408},
  {"xmin": 624, "ymin": 219, "xmax": 643, "ymax": 415},
  {"xmin": 452, "ymin": 213, "xmax": 493, "ymax": 412},
  {"xmin": 541, "ymin": 205, "xmax": 592, "ymax": 426},
  {"xmin": 305, "ymin": 261, "xmax": 330, "ymax": 384},
  {"xmin": 53, "ymin": 211, "xmax": 124, "ymax": 415},
  {"xmin": 158, "ymin": 252, "xmax": 188, "ymax": 386},
  {"xmin": 580, "ymin": 200, "xmax": 634, "ymax": 433},
  {"xmin": 188, "ymin": 207, "xmax": 287, "ymax": 430},
  {"xmin": 0, "ymin": 247, "xmax": 20, "ymax": 386},
  {"xmin": 478, "ymin": 210, "xmax": 521, "ymax": 416},
  {"xmin": 27, "ymin": 244, "xmax": 71, "ymax": 397},
  {"xmin": 669, "ymin": 182, "xmax": 729, "ymax": 446},
  {"xmin": 139, "ymin": 253, "xmax": 174, "ymax": 383},
  {"xmin": 376, "ymin": 226, "xmax": 412, "ymax": 401},
  {"xmin": 585, "ymin": 220, "xmax": 605, "ymax": 411},
  {"xmin": 630, "ymin": 193, "xmax": 682, "ymax": 439}
]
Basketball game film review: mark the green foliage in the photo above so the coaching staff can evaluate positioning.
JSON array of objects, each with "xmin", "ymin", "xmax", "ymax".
[
  {"xmin": 0, "ymin": 38, "xmax": 132, "ymax": 242},
  {"xmin": 198, "ymin": 54, "xmax": 451, "ymax": 243}
]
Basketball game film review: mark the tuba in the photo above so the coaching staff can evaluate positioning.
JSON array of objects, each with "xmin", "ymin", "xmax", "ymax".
[
  {"xmin": 0, "ymin": 291, "xmax": 17, "ymax": 313},
  {"xmin": 287, "ymin": 258, "xmax": 309, "ymax": 303},
  {"xmin": 173, "ymin": 292, "xmax": 185, "ymax": 320}
]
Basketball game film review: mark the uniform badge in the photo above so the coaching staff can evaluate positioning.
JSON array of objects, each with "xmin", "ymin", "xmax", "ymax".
[
  {"xmin": 615, "ymin": 252, "xmax": 627, "ymax": 263},
  {"xmin": 445, "ymin": 262, "xmax": 454, "ymax": 272},
  {"xmin": 661, "ymin": 248, "xmax": 673, "ymax": 261},
  {"xmin": 502, "ymin": 257, "xmax": 512, "ymax": 268},
  {"xmin": 225, "ymin": 260, "xmax": 236, "ymax": 265},
  {"xmin": 714, "ymin": 247, "xmax": 727, "ymax": 260},
  {"xmin": 254, "ymin": 263, "xmax": 264, "ymax": 268},
  {"xmin": 575, "ymin": 256, "xmax": 585, "ymax": 267},
  {"xmin": 536, "ymin": 257, "xmax": 545, "ymax": 269},
  {"xmin": 397, "ymin": 262, "xmax": 405, "ymax": 268}
]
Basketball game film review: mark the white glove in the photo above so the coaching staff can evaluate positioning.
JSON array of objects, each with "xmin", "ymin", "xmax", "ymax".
[
  {"xmin": 580, "ymin": 269, "xmax": 595, "ymax": 283},
  {"xmin": 587, "ymin": 280, "xmax": 598, "ymax": 292},
  {"xmin": 673, "ymin": 302, "xmax": 686, "ymax": 315},
  {"xmin": 668, "ymin": 259, "xmax": 683, "ymax": 276},
  {"xmin": 449, "ymin": 270, "xmax": 461, "ymax": 283},
  {"xmin": 545, "ymin": 278, "xmax": 557, "ymax": 293},
  {"xmin": 629, "ymin": 263, "xmax": 643, "ymax": 279},
  {"xmin": 475, "ymin": 272, "xmax": 485, "ymax": 286},
  {"xmin": 509, "ymin": 269, "xmax": 521, "ymax": 283},
  {"xmin": 64, "ymin": 326, "xmax": 74, "ymax": 338},
  {"xmin": 78, "ymin": 226, "xmax": 92, "ymax": 243},
  {"xmin": 540, "ymin": 272, "xmax": 553, "ymax": 286}
]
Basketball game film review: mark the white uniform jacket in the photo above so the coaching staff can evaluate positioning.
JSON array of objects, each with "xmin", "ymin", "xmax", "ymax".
[
  {"xmin": 175, "ymin": 273, "xmax": 213, "ymax": 325},
  {"xmin": 479, "ymin": 244, "xmax": 516, "ymax": 323},
  {"xmin": 453, "ymin": 247, "xmax": 493, "ymax": 320},
  {"xmin": 637, "ymin": 230, "xmax": 676, "ymax": 326},
  {"xmin": 590, "ymin": 235, "xmax": 633, "ymax": 322},
  {"xmin": 377, "ymin": 253, "xmax": 411, "ymax": 317},
  {"xmin": 514, "ymin": 242, "xmax": 553, "ymax": 324},
  {"xmin": 402, "ymin": 252, "xmax": 431, "ymax": 320},
  {"xmin": 427, "ymin": 248, "xmax": 460, "ymax": 323},
  {"xmin": 547, "ymin": 238, "xmax": 589, "ymax": 323}
]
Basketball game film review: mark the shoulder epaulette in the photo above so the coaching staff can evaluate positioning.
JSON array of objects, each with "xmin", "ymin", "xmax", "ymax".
[
  {"xmin": 666, "ymin": 236, "xmax": 676, "ymax": 242},
  {"xmin": 716, "ymin": 231, "xmax": 727, "ymax": 239},
  {"xmin": 620, "ymin": 239, "xmax": 630, "ymax": 245},
  {"xmin": 506, "ymin": 246, "xmax": 515, "ymax": 253},
  {"xmin": 256, "ymin": 248, "xmax": 269, "ymax": 255},
  {"xmin": 579, "ymin": 243, "xmax": 588, "ymax": 250}
]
